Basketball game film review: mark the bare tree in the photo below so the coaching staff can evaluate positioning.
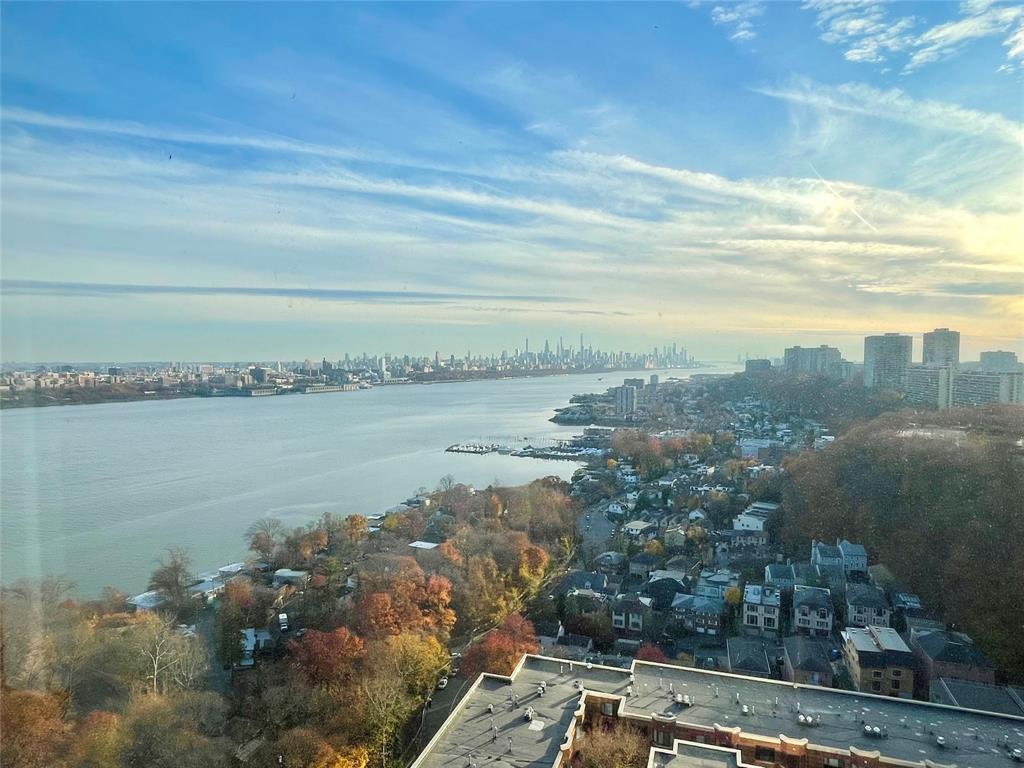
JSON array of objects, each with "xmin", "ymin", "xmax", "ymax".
[
  {"xmin": 134, "ymin": 615, "xmax": 181, "ymax": 695},
  {"xmin": 148, "ymin": 547, "xmax": 193, "ymax": 611},
  {"xmin": 171, "ymin": 636, "xmax": 209, "ymax": 691}
]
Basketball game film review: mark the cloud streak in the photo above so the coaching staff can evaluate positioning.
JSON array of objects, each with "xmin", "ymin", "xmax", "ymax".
[{"xmin": 0, "ymin": 280, "xmax": 579, "ymax": 306}]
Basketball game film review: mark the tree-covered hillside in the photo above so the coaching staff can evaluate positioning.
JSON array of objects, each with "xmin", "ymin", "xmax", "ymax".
[{"xmin": 780, "ymin": 406, "xmax": 1024, "ymax": 678}]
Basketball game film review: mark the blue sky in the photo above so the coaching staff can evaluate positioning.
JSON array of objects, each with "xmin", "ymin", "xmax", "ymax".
[{"xmin": 2, "ymin": 1, "xmax": 1021, "ymax": 363}]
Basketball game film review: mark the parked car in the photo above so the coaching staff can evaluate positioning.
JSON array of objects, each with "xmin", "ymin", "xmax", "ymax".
[
  {"xmin": 278, "ymin": 613, "xmax": 289, "ymax": 632},
  {"xmin": 437, "ymin": 677, "xmax": 448, "ymax": 690}
]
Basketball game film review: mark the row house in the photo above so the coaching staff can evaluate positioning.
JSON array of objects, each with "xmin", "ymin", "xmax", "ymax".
[{"xmin": 742, "ymin": 584, "xmax": 781, "ymax": 635}]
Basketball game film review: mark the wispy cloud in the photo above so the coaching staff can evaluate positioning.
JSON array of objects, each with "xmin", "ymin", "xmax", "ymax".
[
  {"xmin": 2, "ymin": 103, "xmax": 1021, "ymax": 351},
  {"xmin": 0, "ymin": 280, "xmax": 578, "ymax": 306},
  {"xmin": 802, "ymin": 0, "xmax": 1024, "ymax": 72},
  {"xmin": 709, "ymin": 1, "xmax": 765, "ymax": 41},
  {"xmin": 753, "ymin": 78, "xmax": 1024, "ymax": 148}
]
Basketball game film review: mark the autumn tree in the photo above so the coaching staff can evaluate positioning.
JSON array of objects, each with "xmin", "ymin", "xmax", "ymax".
[
  {"xmin": 343, "ymin": 514, "xmax": 369, "ymax": 548},
  {"xmin": 72, "ymin": 710, "xmax": 127, "ymax": 768},
  {"xmin": 0, "ymin": 688, "xmax": 69, "ymax": 768},
  {"xmin": 290, "ymin": 627, "xmax": 365, "ymax": 687},
  {"xmin": 376, "ymin": 632, "xmax": 449, "ymax": 696},
  {"xmin": 461, "ymin": 614, "xmax": 539, "ymax": 678},
  {"xmin": 635, "ymin": 643, "xmax": 668, "ymax": 663},
  {"xmin": 579, "ymin": 721, "xmax": 649, "ymax": 768}
]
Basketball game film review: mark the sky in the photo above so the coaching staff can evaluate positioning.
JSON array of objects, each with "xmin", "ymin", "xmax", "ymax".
[{"xmin": 1, "ymin": 1, "xmax": 1022, "ymax": 364}]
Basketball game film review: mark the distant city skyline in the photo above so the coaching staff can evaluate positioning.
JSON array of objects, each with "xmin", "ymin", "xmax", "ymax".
[{"xmin": 2, "ymin": 3, "xmax": 1021, "ymax": 361}]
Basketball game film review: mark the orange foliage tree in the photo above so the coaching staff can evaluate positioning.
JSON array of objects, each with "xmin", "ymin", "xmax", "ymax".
[
  {"xmin": 289, "ymin": 627, "xmax": 365, "ymax": 687},
  {"xmin": 461, "ymin": 614, "xmax": 539, "ymax": 678}
]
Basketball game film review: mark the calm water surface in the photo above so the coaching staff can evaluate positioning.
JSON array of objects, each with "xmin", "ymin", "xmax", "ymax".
[{"xmin": 1, "ymin": 367, "xmax": 736, "ymax": 596}]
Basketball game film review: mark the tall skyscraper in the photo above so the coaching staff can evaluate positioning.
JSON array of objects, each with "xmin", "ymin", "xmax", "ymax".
[
  {"xmin": 863, "ymin": 333, "xmax": 912, "ymax": 389},
  {"xmin": 922, "ymin": 328, "xmax": 960, "ymax": 368}
]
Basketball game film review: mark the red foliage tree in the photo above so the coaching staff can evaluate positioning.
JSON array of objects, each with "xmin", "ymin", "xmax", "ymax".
[
  {"xmin": 635, "ymin": 643, "xmax": 668, "ymax": 663},
  {"xmin": 461, "ymin": 614, "xmax": 540, "ymax": 678},
  {"xmin": 289, "ymin": 626, "xmax": 365, "ymax": 686}
]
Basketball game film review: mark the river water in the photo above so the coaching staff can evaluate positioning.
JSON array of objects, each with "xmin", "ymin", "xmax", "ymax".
[{"xmin": 1, "ymin": 366, "xmax": 737, "ymax": 596}]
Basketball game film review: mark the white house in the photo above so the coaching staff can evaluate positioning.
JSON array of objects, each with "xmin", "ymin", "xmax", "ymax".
[
  {"xmin": 623, "ymin": 520, "xmax": 656, "ymax": 539},
  {"xmin": 742, "ymin": 584, "xmax": 781, "ymax": 635}
]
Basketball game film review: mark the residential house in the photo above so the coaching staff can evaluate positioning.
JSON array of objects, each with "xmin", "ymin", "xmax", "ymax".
[
  {"xmin": 555, "ymin": 632, "xmax": 594, "ymax": 657},
  {"xmin": 688, "ymin": 508, "xmax": 707, "ymax": 524},
  {"xmin": 783, "ymin": 636, "xmax": 834, "ymax": 688},
  {"xmin": 909, "ymin": 628, "xmax": 995, "ymax": 691},
  {"xmin": 843, "ymin": 626, "xmax": 915, "ymax": 698},
  {"xmin": 595, "ymin": 551, "xmax": 626, "ymax": 574},
  {"xmin": 671, "ymin": 593, "xmax": 726, "ymax": 636},
  {"xmin": 663, "ymin": 524, "xmax": 688, "ymax": 548},
  {"xmin": 837, "ymin": 539, "xmax": 868, "ymax": 576},
  {"xmin": 128, "ymin": 590, "xmax": 166, "ymax": 612},
  {"xmin": 272, "ymin": 569, "xmax": 310, "ymax": 589},
  {"xmin": 187, "ymin": 579, "xmax": 225, "ymax": 601},
  {"xmin": 727, "ymin": 637, "xmax": 773, "ymax": 678},
  {"xmin": 624, "ymin": 520, "xmax": 657, "ymax": 540},
  {"xmin": 742, "ymin": 584, "xmax": 781, "ymax": 636},
  {"xmin": 764, "ymin": 563, "xmax": 796, "ymax": 590},
  {"xmin": 792, "ymin": 585, "xmax": 833, "ymax": 637},
  {"xmin": 611, "ymin": 594, "xmax": 653, "ymax": 637},
  {"xmin": 717, "ymin": 528, "xmax": 768, "ymax": 549},
  {"xmin": 628, "ymin": 553, "xmax": 661, "ymax": 579},
  {"xmin": 645, "ymin": 576, "xmax": 686, "ymax": 611},
  {"xmin": 733, "ymin": 508, "xmax": 769, "ymax": 532},
  {"xmin": 553, "ymin": 570, "xmax": 608, "ymax": 598},
  {"xmin": 810, "ymin": 541, "xmax": 843, "ymax": 568},
  {"xmin": 238, "ymin": 628, "xmax": 273, "ymax": 668},
  {"xmin": 695, "ymin": 569, "xmax": 740, "ymax": 600},
  {"xmin": 845, "ymin": 584, "xmax": 891, "ymax": 628}
]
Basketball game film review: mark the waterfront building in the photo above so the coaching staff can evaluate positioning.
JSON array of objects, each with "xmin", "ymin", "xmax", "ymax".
[
  {"xmin": 863, "ymin": 333, "xmax": 912, "ymax": 389},
  {"xmin": 922, "ymin": 328, "xmax": 960, "ymax": 368},
  {"xmin": 614, "ymin": 384, "xmax": 637, "ymax": 416},
  {"xmin": 744, "ymin": 358, "xmax": 771, "ymax": 374}
]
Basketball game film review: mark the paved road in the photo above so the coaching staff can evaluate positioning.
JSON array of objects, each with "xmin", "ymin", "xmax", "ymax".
[{"xmin": 577, "ymin": 503, "xmax": 615, "ymax": 560}]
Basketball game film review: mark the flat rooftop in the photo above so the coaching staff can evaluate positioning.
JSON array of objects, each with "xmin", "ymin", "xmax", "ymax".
[{"xmin": 411, "ymin": 655, "xmax": 1024, "ymax": 768}]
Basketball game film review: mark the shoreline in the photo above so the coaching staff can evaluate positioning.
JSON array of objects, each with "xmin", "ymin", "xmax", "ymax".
[{"xmin": 0, "ymin": 364, "xmax": 709, "ymax": 411}]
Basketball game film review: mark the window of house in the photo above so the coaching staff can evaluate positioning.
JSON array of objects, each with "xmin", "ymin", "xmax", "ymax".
[
  {"xmin": 826, "ymin": 758, "xmax": 843, "ymax": 768},
  {"xmin": 871, "ymin": 681, "xmax": 882, "ymax": 692},
  {"xmin": 755, "ymin": 746, "xmax": 776, "ymax": 763},
  {"xmin": 600, "ymin": 701, "xmax": 615, "ymax": 716},
  {"xmin": 872, "ymin": 670, "xmax": 883, "ymax": 678},
  {"xmin": 654, "ymin": 729, "xmax": 673, "ymax": 747},
  {"xmin": 891, "ymin": 669, "xmax": 902, "ymax": 677}
]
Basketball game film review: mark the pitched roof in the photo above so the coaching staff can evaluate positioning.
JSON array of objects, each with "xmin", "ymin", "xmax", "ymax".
[
  {"xmin": 727, "ymin": 637, "xmax": 772, "ymax": 676},
  {"xmin": 913, "ymin": 629, "xmax": 993, "ymax": 668},
  {"xmin": 784, "ymin": 636, "xmax": 833, "ymax": 675},
  {"xmin": 793, "ymin": 586, "xmax": 831, "ymax": 610},
  {"xmin": 846, "ymin": 583, "xmax": 889, "ymax": 609}
]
